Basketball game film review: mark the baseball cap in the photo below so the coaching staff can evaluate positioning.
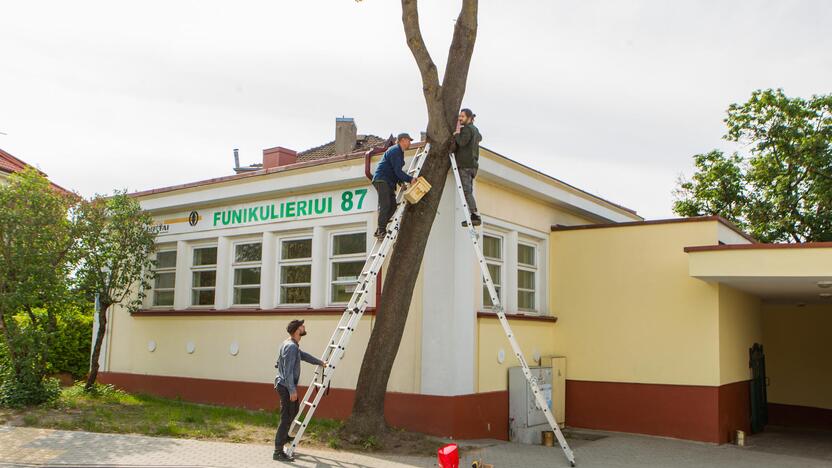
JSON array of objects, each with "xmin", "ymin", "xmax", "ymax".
[
  {"xmin": 397, "ymin": 132, "xmax": 413, "ymax": 141},
  {"xmin": 287, "ymin": 319, "xmax": 305, "ymax": 335}
]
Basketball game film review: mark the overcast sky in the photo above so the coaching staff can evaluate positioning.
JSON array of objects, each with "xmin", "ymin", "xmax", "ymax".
[{"xmin": 1, "ymin": 1, "xmax": 830, "ymax": 219}]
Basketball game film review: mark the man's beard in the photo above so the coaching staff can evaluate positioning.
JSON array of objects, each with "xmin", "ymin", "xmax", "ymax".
[{"xmin": 300, "ymin": 330, "xmax": 307, "ymax": 336}]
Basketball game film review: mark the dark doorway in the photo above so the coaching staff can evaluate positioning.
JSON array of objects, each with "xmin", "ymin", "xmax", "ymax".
[{"xmin": 750, "ymin": 342, "xmax": 769, "ymax": 433}]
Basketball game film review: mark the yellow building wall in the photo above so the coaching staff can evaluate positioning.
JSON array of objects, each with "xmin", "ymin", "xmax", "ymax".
[
  {"xmin": 717, "ymin": 285, "xmax": 762, "ymax": 385},
  {"xmin": 476, "ymin": 317, "xmax": 557, "ymax": 392},
  {"xmin": 477, "ymin": 179, "xmax": 595, "ymax": 233},
  {"xmin": 105, "ymin": 273, "xmax": 423, "ymax": 394},
  {"xmin": 550, "ymin": 221, "xmax": 722, "ymax": 386},
  {"xmin": 762, "ymin": 303, "xmax": 832, "ymax": 410}
]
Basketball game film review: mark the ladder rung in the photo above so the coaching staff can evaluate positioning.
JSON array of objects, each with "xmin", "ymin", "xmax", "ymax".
[
  {"xmin": 313, "ymin": 382, "xmax": 325, "ymax": 388},
  {"xmin": 303, "ymin": 401, "xmax": 315, "ymax": 407}
]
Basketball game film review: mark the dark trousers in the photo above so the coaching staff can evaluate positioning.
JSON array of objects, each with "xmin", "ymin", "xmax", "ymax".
[
  {"xmin": 373, "ymin": 181, "xmax": 396, "ymax": 232},
  {"xmin": 275, "ymin": 384, "xmax": 299, "ymax": 452},
  {"xmin": 459, "ymin": 167, "xmax": 478, "ymax": 214}
]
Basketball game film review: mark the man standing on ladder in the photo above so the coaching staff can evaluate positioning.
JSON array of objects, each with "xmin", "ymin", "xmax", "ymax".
[
  {"xmin": 454, "ymin": 108, "xmax": 483, "ymax": 226},
  {"xmin": 372, "ymin": 132, "xmax": 414, "ymax": 240},
  {"xmin": 273, "ymin": 320, "xmax": 326, "ymax": 462}
]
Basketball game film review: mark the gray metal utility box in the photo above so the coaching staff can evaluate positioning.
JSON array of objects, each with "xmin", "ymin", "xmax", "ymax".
[{"xmin": 508, "ymin": 359, "xmax": 566, "ymax": 445}]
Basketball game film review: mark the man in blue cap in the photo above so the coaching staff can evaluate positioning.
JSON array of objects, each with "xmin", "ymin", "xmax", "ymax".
[{"xmin": 372, "ymin": 132, "xmax": 415, "ymax": 239}]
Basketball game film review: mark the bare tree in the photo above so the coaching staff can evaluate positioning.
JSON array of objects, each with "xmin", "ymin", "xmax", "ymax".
[{"xmin": 346, "ymin": 0, "xmax": 478, "ymax": 435}]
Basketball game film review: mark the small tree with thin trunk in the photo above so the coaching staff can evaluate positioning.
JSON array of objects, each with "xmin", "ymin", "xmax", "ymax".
[
  {"xmin": 345, "ymin": 0, "xmax": 479, "ymax": 435},
  {"xmin": 75, "ymin": 192, "xmax": 156, "ymax": 391}
]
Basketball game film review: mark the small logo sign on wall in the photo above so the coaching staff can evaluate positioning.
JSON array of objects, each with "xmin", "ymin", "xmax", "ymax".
[{"xmin": 188, "ymin": 211, "xmax": 199, "ymax": 226}]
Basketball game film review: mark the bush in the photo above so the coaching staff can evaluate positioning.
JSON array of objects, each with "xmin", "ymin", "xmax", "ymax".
[
  {"xmin": 0, "ymin": 305, "xmax": 92, "ymax": 407},
  {"xmin": 48, "ymin": 310, "xmax": 93, "ymax": 378},
  {"xmin": 0, "ymin": 362, "xmax": 61, "ymax": 407}
]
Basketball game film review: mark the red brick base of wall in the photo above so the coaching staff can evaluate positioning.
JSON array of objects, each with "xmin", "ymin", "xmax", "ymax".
[
  {"xmin": 99, "ymin": 372, "xmax": 509, "ymax": 440},
  {"xmin": 565, "ymin": 379, "xmax": 751, "ymax": 443},
  {"xmin": 769, "ymin": 403, "xmax": 832, "ymax": 430},
  {"xmin": 101, "ymin": 372, "xmax": 753, "ymax": 444}
]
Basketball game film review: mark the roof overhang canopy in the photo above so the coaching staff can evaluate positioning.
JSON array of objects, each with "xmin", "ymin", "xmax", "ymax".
[{"xmin": 685, "ymin": 243, "xmax": 832, "ymax": 303}]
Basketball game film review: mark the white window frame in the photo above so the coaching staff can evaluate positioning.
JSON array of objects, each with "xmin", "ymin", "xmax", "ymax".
[
  {"xmin": 482, "ymin": 231, "xmax": 505, "ymax": 310},
  {"xmin": 327, "ymin": 229, "xmax": 367, "ymax": 306},
  {"xmin": 277, "ymin": 234, "xmax": 313, "ymax": 306},
  {"xmin": 151, "ymin": 248, "xmax": 177, "ymax": 308},
  {"xmin": 230, "ymin": 240, "xmax": 262, "ymax": 307},
  {"xmin": 190, "ymin": 243, "xmax": 218, "ymax": 308},
  {"xmin": 517, "ymin": 239, "xmax": 539, "ymax": 313}
]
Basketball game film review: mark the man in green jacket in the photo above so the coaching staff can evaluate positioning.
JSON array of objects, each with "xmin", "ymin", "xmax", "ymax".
[{"xmin": 454, "ymin": 108, "xmax": 483, "ymax": 226}]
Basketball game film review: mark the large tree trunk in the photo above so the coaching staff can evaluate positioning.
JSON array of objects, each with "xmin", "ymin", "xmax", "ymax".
[
  {"xmin": 346, "ymin": 0, "xmax": 477, "ymax": 435},
  {"xmin": 85, "ymin": 302, "xmax": 109, "ymax": 391}
]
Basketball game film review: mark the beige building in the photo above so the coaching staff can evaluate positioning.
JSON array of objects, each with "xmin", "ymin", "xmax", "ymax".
[{"xmin": 101, "ymin": 119, "xmax": 832, "ymax": 444}]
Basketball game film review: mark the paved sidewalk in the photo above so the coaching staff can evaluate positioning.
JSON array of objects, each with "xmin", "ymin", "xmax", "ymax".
[
  {"xmin": 0, "ymin": 426, "xmax": 431, "ymax": 468},
  {"xmin": 2, "ymin": 425, "xmax": 830, "ymax": 468}
]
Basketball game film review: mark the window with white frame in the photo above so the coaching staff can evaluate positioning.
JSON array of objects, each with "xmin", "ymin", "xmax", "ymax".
[
  {"xmin": 278, "ymin": 237, "xmax": 312, "ymax": 305},
  {"xmin": 482, "ymin": 233, "xmax": 503, "ymax": 309},
  {"xmin": 232, "ymin": 241, "xmax": 262, "ymax": 306},
  {"xmin": 517, "ymin": 241, "xmax": 538, "ymax": 312},
  {"xmin": 329, "ymin": 231, "xmax": 367, "ymax": 304},
  {"xmin": 191, "ymin": 245, "xmax": 218, "ymax": 306},
  {"xmin": 152, "ymin": 249, "xmax": 176, "ymax": 307}
]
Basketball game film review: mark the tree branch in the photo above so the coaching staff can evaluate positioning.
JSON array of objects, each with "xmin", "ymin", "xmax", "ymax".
[
  {"xmin": 401, "ymin": 0, "xmax": 443, "ymax": 126},
  {"xmin": 441, "ymin": 0, "xmax": 478, "ymax": 125}
]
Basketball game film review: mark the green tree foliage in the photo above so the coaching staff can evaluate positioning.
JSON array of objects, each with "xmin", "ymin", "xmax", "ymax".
[
  {"xmin": 75, "ymin": 192, "xmax": 156, "ymax": 391},
  {"xmin": 674, "ymin": 89, "xmax": 832, "ymax": 242},
  {"xmin": 0, "ymin": 168, "xmax": 78, "ymax": 405}
]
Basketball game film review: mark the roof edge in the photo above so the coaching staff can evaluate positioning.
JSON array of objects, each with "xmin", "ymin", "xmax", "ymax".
[
  {"xmin": 129, "ymin": 142, "xmax": 427, "ymax": 198},
  {"xmin": 684, "ymin": 242, "xmax": 832, "ymax": 253},
  {"xmin": 552, "ymin": 215, "xmax": 757, "ymax": 243},
  {"xmin": 481, "ymin": 145, "xmax": 639, "ymax": 217}
]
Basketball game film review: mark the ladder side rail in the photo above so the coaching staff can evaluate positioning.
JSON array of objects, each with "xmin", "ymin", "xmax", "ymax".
[{"xmin": 449, "ymin": 154, "xmax": 576, "ymax": 466}]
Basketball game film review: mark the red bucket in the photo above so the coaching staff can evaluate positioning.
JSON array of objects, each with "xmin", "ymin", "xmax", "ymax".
[{"xmin": 438, "ymin": 443, "xmax": 459, "ymax": 468}]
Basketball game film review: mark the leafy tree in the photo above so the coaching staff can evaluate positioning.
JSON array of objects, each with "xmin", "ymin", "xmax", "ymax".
[
  {"xmin": 345, "ymin": 0, "xmax": 479, "ymax": 436},
  {"xmin": 673, "ymin": 150, "xmax": 747, "ymax": 227},
  {"xmin": 674, "ymin": 89, "xmax": 832, "ymax": 242},
  {"xmin": 0, "ymin": 168, "xmax": 77, "ymax": 406},
  {"xmin": 75, "ymin": 192, "xmax": 156, "ymax": 391}
]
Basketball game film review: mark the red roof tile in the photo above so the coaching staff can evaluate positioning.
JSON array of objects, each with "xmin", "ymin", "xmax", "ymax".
[
  {"xmin": 0, "ymin": 147, "xmax": 72, "ymax": 194},
  {"xmin": 0, "ymin": 148, "xmax": 29, "ymax": 174}
]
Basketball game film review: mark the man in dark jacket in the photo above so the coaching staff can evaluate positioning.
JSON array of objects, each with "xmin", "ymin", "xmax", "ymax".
[
  {"xmin": 454, "ymin": 108, "xmax": 483, "ymax": 226},
  {"xmin": 372, "ymin": 133, "xmax": 414, "ymax": 239},
  {"xmin": 273, "ymin": 319, "xmax": 326, "ymax": 461}
]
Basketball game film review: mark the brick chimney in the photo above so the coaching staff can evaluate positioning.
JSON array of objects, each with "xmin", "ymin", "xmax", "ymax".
[
  {"xmin": 335, "ymin": 117, "xmax": 357, "ymax": 155},
  {"xmin": 262, "ymin": 146, "xmax": 297, "ymax": 170}
]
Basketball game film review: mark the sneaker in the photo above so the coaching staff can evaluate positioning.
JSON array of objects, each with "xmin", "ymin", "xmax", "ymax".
[
  {"xmin": 374, "ymin": 229, "xmax": 386, "ymax": 240},
  {"xmin": 470, "ymin": 214, "xmax": 482, "ymax": 226},
  {"xmin": 273, "ymin": 450, "xmax": 294, "ymax": 462}
]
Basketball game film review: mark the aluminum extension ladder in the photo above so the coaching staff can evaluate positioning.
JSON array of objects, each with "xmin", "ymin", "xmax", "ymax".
[
  {"xmin": 449, "ymin": 153, "xmax": 577, "ymax": 467},
  {"xmin": 285, "ymin": 143, "xmax": 431, "ymax": 457}
]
